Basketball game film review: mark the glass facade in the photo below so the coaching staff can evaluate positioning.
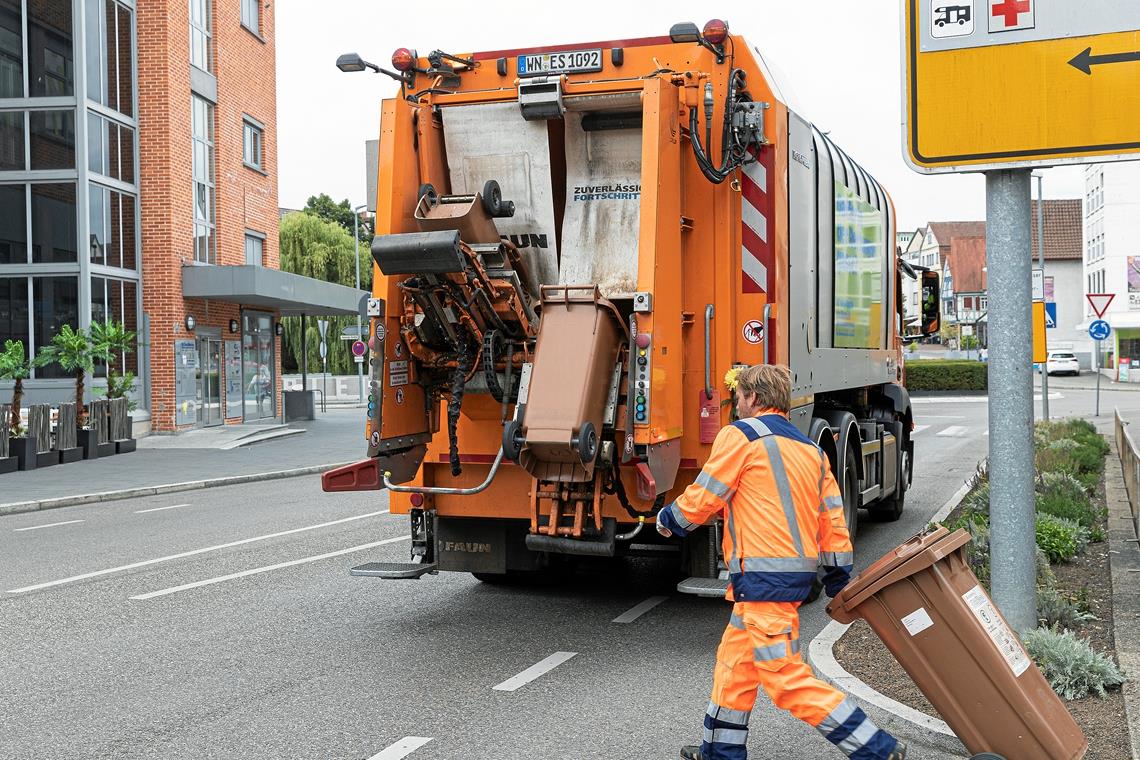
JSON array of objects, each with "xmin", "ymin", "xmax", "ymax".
[
  {"xmin": 189, "ymin": 0, "xmax": 210, "ymax": 73},
  {"xmin": 192, "ymin": 94, "xmax": 214, "ymax": 264},
  {"xmin": 0, "ymin": 0, "xmax": 140, "ymax": 383},
  {"xmin": 240, "ymin": 0, "xmax": 258, "ymax": 36},
  {"xmin": 242, "ymin": 312, "xmax": 275, "ymax": 419},
  {"xmin": 242, "ymin": 117, "xmax": 261, "ymax": 170}
]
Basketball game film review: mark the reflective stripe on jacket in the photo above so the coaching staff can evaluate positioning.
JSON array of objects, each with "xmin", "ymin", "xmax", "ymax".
[{"xmin": 657, "ymin": 410, "xmax": 854, "ymax": 602}]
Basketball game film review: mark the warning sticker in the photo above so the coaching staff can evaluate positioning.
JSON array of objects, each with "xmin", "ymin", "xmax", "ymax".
[
  {"xmin": 901, "ymin": 607, "xmax": 934, "ymax": 636},
  {"xmin": 962, "ymin": 585, "xmax": 1031, "ymax": 677},
  {"xmin": 388, "ymin": 360, "xmax": 409, "ymax": 388}
]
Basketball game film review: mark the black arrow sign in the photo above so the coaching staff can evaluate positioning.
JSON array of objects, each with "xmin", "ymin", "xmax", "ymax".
[{"xmin": 1069, "ymin": 46, "xmax": 1140, "ymax": 75}]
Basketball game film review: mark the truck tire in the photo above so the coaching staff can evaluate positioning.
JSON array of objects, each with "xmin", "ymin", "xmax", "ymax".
[
  {"xmin": 842, "ymin": 442, "xmax": 859, "ymax": 543},
  {"xmin": 870, "ymin": 427, "xmax": 908, "ymax": 523}
]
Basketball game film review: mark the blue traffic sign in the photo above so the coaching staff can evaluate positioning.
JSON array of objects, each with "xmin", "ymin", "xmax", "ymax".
[
  {"xmin": 1045, "ymin": 302, "xmax": 1057, "ymax": 329},
  {"xmin": 1089, "ymin": 319, "xmax": 1112, "ymax": 341}
]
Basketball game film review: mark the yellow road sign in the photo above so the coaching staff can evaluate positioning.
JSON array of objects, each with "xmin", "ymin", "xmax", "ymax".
[
  {"xmin": 904, "ymin": 0, "xmax": 1140, "ymax": 173},
  {"xmin": 1033, "ymin": 301, "xmax": 1048, "ymax": 363}
]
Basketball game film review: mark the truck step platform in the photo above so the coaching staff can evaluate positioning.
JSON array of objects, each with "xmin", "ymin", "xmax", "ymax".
[
  {"xmin": 677, "ymin": 577, "xmax": 730, "ymax": 597},
  {"xmin": 350, "ymin": 562, "xmax": 437, "ymax": 579}
]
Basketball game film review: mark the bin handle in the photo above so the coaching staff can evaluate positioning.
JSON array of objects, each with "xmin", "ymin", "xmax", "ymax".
[{"xmin": 833, "ymin": 529, "xmax": 971, "ymax": 614}]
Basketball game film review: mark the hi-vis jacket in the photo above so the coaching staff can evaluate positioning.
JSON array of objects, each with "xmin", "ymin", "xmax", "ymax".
[{"xmin": 657, "ymin": 410, "xmax": 854, "ymax": 602}]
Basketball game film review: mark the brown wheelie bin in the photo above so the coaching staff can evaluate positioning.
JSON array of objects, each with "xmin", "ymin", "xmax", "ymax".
[{"xmin": 827, "ymin": 526, "xmax": 1087, "ymax": 760}]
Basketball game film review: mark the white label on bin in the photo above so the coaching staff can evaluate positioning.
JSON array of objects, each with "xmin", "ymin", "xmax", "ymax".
[
  {"xmin": 901, "ymin": 607, "xmax": 934, "ymax": 636},
  {"xmin": 962, "ymin": 585, "xmax": 1031, "ymax": 677}
]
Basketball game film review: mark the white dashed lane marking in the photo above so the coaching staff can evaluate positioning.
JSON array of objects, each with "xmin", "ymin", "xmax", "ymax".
[
  {"xmin": 612, "ymin": 595, "xmax": 668, "ymax": 623},
  {"xmin": 13, "ymin": 519, "xmax": 84, "ymax": 532},
  {"xmin": 493, "ymin": 652, "xmax": 578, "ymax": 691},
  {"xmin": 131, "ymin": 536, "xmax": 410, "ymax": 600},
  {"xmin": 134, "ymin": 503, "xmax": 191, "ymax": 514},
  {"xmin": 937, "ymin": 426, "xmax": 968, "ymax": 437},
  {"xmin": 367, "ymin": 737, "xmax": 433, "ymax": 759}
]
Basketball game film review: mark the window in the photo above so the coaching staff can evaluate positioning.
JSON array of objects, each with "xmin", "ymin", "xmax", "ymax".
[
  {"xmin": 241, "ymin": 0, "xmax": 259, "ymax": 36},
  {"xmin": 979, "ymin": 297, "xmax": 988, "ymax": 310},
  {"xmin": 244, "ymin": 232, "xmax": 263, "ymax": 265},
  {"xmin": 0, "ymin": 0, "xmax": 22, "ymax": 98},
  {"xmin": 85, "ymin": 0, "xmax": 135, "ymax": 117},
  {"xmin": 1, "ymin": 110, "xmax": 24, "ymax": 171},
  {"xmin": 32, "ymin": 276, "xmax": 78, "ymax": 377},
  {"xmin": 190, "ymin": 0, "xmax": 212, "ymax": 73},
  {"xmin": 89, "ymin": 184, "xmax": 137, "ymax": 269},
  {"xmin": 0, "ymin": 276, "xmax": 29, "ymax": 352},
  {"xmin": 27, "ymin": 0, "xmax": 74, "ymax": 97},
  {"xmin": 29, "ymin": 109, "xmax": 75, "ymax": 169},
  {"xmin": 242, "ymin": 117, "xmax": 263, "ymax": 170},
  {"xmin": 87, "ymin": 112, "xmax": 136, "ymax": 183},
  {"xmin": 192, "ymin": 95, "xmax": 215, "ymax": 264},
  {"xmin": 0, "ymin": 184, "xmax": 27, "ymax": 264},
  {"xmin": 89, "ymin": 275, "xmax": 138, "ymax": 376},
  {"xmin": 31, "ymin": 183, "xmax": 77, "ymax": 263}
]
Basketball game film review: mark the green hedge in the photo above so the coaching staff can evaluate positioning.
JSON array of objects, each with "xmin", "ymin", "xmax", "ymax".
[{"xmin": 905, "ymin": 360, "xmax": 988, "ymax": 391}]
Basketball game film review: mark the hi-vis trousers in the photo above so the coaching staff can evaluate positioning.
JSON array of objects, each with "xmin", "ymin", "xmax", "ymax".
[{"xmin": 701, "ymin": 602, "xmax": 900, "ymax": 760}]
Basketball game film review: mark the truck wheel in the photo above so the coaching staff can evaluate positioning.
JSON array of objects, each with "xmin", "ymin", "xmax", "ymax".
[
  {"xmin": 870, "ymin": 432, "xmax": 908, "ymax": 522},
  {"xmin": 842, "ymin": 443, "xmax": 859, "ymax": 542}
]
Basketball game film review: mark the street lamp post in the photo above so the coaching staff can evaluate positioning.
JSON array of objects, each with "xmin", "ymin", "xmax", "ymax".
[
  {"xmin": 354, "ymin": 204, "xmax": 368, "ymax": 404},
  {"xmin": 1034, "ymin": 172, "xmax": 1049, "ymax": 421}
]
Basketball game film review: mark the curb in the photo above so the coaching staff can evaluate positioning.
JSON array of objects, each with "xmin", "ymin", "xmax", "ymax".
[
  {"xmin": 1105, "ymin": 438, "xmax": 1140, "ymax": 759},
  {"xmin": 807, "ymin": 469, "xmax": 979, "ymax": 757},
  {"xmin": 0, "ymin": 460, "xmax": 357, "ymax": 517}
]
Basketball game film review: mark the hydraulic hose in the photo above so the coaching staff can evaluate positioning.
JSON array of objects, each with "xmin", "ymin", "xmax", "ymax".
[{"xmin": 447, "ymin": 326, "xmax": 470, "ymax": 476}]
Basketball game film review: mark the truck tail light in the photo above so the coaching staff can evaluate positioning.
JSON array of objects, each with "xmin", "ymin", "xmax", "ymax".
[
  {"xmin": 702, "ymin": 19, "xmax": 729, "ymax": 45},
  {"xmin": 409, "ymin": 492, "xmax": 425, "ymax": 507},
  {"xmin": 391, "ymin": 48, "xmax": 416, "ymax": 72}
]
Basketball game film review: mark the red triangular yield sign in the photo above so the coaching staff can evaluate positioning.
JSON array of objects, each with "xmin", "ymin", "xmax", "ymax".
[{"xmin": 1087, "ymin": 293, "xmax": 1115, "ymax": 318}]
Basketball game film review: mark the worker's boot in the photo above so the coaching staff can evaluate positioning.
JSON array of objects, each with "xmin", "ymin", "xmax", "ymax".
[
  {"xmin": 887, "ymin": 742, "xmax": 908, "ymax": 760},
  {"xmin": 679, "ymin": 747, "xmax": 706, "ymax": 760}
]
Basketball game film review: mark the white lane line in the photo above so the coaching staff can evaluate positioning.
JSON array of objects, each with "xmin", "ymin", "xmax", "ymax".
[
  {"xmin": 911, "ymin": 425, "xmax": 930, "ymax": 435},
  {"xmin": 612, "ymin": 595, "xmax": 668, "ymax": 624},
  {"xmin": 367, "ymin": 737, "xmax": 433, "ymax": 760},
  {"xmin": 130, "ymin": 536, "xmax": 410, "ymax": 600},
  {"xmin": 134, "ymin": 503, "xmax": 192, "ymax": 514},
  {"xmin": 936, "ymin": 426, "xmax": 968, "ymax": 437},
  {"xmin": 7, "ymin": 510, "xmax": 389, "ymax": 594},
  {"xmin": 13, "ymin": 519, "xmax": 84, "ymax": 532},
  {"xmin": 492, "ymin": 652, "xmax": 578, "ymax": 692}
]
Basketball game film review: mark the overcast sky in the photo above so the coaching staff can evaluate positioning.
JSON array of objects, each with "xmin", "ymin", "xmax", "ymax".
[{"xmin": 275, "ymin": 1, "xmax": 1085, "ymax": 231}]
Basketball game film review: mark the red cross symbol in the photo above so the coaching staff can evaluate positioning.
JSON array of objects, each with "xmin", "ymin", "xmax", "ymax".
[{"xmin": 992, "ymin": 0, "xmax": 1031, "ymax": 26}]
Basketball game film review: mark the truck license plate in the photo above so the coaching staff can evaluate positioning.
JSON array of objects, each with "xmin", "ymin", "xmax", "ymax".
[{"xmin": 518, "ymin": 49, "xmax": 602, "ymax": 76}]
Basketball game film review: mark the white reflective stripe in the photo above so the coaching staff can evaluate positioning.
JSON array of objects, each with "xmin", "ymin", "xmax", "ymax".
[
  {"xmin": 742, "ymin": 248, "xmax": 769, "ymax": 290},
  {"xmin": 754, "ymin": 641, "xmax": 790, "ymax": 662},
  {"xmin": 740, "ymin": 556, "xmax": 819, "ymax": 573},
  {"xmin": 706, "ymin": 701, "xmax": 751, "ymax": 726},
  {"xmin": 818, "ymin": 698, "xmax": 858, "ymax": 735},
  {"xmin": 743, "ymin": 156, "xmax": 767, "ymax": 193},
  {"xmin": 668, "ymin": 502, "xmax": 697, "ymax": 530},
  {"xmin": 703, "ymin": 726, "xmax": 749, "ymax": 745},
  {"xmin": 762, "ymin": 438, "xmax": 806, "ymax": 558},
  {"xmin": 742, "ymin": 197, "xmax": 768, "ymax": 244},
  {"xmin": 820, "ymin": 495, "xmax": 844, "ymax": 512},
  {"xmin": 789, "ymin": 637, "xmax": 801, "ymax": 656},
  {"xmin": 729, "ymin": 613, "xmax": 746, "ymax": 630},
  {"xmin": 696, "ymin": 470, "xmax": 733, "ymax": 499},
  {"xmin": 820, "ymin": 551, "xmax": 854, "ymax": 567},
  {"xmin": 838, "ymin": 716, "xmax": 879, "ymax": 755},
  {"xmin": 737, "ymin": 417, "xmax": 773, "ymax": 439}
]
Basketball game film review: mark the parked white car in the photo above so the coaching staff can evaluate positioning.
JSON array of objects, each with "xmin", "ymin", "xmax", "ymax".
[{"xmin": 1045, "ymin": 351, "xmax": 1080, "ymax": 376}]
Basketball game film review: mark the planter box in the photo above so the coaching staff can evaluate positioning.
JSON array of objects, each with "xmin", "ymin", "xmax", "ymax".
[
  {"xmin": 0, "ymin": 455, "xmax": 17, "ymax": 474},
  {"xmin": 35, "ymin": 450, "xmax": 59, "ymax": 468},
  {"xmin": 115, "ymin": 438, "xmax": 136, "ymax": 454},
  {"xmin": 76, "ymin": 429, "xmax": 99, "ymax": 461},
  {"xmin": 58, "ymin": 447, "xmax": 83, "ymax": 464},
  {"xmin": 10, "ymin": 436, "xmax": 38, "ymax": 471},
  {"xmin": 97, "ymin": 441, "xmax": 117, "ymax": 458}
]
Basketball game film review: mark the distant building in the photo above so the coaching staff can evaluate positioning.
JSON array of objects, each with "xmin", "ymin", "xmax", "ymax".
[{"xmin": 1084, "ymin": 162, "xmax": 1140, "ymax": 372}]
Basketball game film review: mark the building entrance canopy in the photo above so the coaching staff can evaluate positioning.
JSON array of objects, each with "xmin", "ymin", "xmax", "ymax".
[{"xmin": 182, "ymin": 265, "xmax": 367, "ymax": 316}]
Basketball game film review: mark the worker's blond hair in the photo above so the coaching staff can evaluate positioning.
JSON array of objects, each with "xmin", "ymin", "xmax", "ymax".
[{"xmin": 736, "ymin": 364, "xmax": 791, "ymax": 414}]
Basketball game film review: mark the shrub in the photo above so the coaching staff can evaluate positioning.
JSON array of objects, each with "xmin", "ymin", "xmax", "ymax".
[
  {"xmin": 1022, "ymin": 627, "xmax": 1125, "ymax": 700},
  {"xmin": 1036, "ymin": 472, "xmax": 1099, "ymax": 528},
  {"xmin": 1036, "ymin": 513, "xmax": 1090, "ymax": 563},
  {"xmin": 905, "ymin": 360, "xmax": 987, "ymax": 391},
  {"xmin": 1037, "ymin": 587, "xmax": 1097, "ymax": 629}
]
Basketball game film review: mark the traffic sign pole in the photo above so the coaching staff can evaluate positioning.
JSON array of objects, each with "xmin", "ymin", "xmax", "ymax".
[
  {"xmin": 1036, "ymin": 174, "xmax": 1049, "ymax": 421},
  {"xmin": 986, "ymin": 168, "xmax": 1037, "ymax": 634},
  {"xmin": 1088, "ymin": 320, "xmax": 1113, "ymax": 417}
]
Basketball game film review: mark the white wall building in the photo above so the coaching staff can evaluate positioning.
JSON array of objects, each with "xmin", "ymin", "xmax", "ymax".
[{"xmin": 1084, "ymin": 162, "xmax": 1140, "ymax": 375}]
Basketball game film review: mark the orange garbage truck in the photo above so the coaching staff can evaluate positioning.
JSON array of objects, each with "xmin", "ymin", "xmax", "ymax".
[{"xmin": 322, "ymin": 20, "xmax": 941, "ymax": 591}]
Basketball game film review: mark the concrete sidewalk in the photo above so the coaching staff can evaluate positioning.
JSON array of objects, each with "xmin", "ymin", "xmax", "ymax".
[
  {"xmin": 1106, "ymin": 437, "xmax": 1140, "ymax": 759},
  {"xmin": 0, "ymin": 408, "xmax": 367, "ymax": 515}
]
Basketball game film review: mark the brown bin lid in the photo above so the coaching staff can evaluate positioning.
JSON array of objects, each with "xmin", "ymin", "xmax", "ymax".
[{"xmin": 827, "ymin": 527, "xmax": 971, "ymax": 624}]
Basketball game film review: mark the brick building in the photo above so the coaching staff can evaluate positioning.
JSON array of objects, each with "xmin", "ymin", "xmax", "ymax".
[{"xmin": 1, "ymin": 0, "xmax": 360, "ymax": 432}]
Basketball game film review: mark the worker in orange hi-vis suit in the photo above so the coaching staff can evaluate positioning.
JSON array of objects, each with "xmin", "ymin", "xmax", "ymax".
[{"xmin": 657, "ymin": 364, "xmax": 906, "ymax": 760}]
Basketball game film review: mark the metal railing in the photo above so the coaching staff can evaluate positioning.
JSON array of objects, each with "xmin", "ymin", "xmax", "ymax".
[{"xmin": 1114, "ymin": 408, "xmax": 1140, "ymax": 535}]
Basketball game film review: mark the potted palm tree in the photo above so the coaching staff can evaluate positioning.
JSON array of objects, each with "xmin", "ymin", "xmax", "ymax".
[
  {"xmin": 91, "ymin": 320, "xmax": 139, "ymax": 453},
  {"xmin": 38, "ymin": 325, "xmax": 100, "ymax": 459},
  {"xmin": 0, "ymin": 339, "xmax": 48, "ymax": 470}
]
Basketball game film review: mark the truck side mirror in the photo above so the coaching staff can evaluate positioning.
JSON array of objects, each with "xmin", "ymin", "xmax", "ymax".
[{"xmin": 920, "ymin": 270, "xmax": 941, "ymax": 336}]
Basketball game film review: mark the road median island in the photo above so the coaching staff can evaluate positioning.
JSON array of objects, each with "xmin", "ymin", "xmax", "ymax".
[
  {"xmin": 824, "ymin": 418, "xmax": 1128, "ymax": 759},
  {"xmin": 905, "ymin": 359, "xmax": 988, "ymax": 392}
]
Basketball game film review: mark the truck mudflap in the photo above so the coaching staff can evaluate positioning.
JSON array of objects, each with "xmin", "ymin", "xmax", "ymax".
[{"xmin": 322, "ymin": 459, "xmax": 381, "ymax": 492}]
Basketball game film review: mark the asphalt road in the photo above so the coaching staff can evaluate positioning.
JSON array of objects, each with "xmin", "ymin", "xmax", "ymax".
[{"xmin": 2, "ymin": 379, "xmax": 1136, "ymax": 760}]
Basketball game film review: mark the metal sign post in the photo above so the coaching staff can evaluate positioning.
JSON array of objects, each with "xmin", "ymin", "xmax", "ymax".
[
  {"xmin": 1035, "ymin": 174, "xmax": 1049, "ymax": 421},
  {"xmin": 318, "ymin": 320, "xmax": 330, "ymax": 413},
  {"xmin": 1089, "ymin": 319, "xmax": 1112, "ymax": 416},
  {"xmin": 985, "ymin": 169, "xmax": 1037, "ymax": 633}
]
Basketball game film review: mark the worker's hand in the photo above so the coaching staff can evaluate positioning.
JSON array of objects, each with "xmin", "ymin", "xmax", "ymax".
[{"xmin": 655, "ymin": 507, "xmax": 673, "ymax": 537}]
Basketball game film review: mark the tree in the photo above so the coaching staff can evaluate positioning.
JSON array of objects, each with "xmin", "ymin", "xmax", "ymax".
[
  {"xmin": 91, "ymin": 320, "xmax": 139, "ymax": 409},
  {"xmin": 37, "ymin": 325, "xmax": 96, "ymax": 426},
  {"xmin": 0, "ymin": 340, "xmax": 48, "ymax": 436},
  {"xmin": 278, "ymin": 212, "xmax": 371, "ymax": 375},
  {"xmin": 303, "ymin": 193, "xmax": 372, "ymax": 242}
]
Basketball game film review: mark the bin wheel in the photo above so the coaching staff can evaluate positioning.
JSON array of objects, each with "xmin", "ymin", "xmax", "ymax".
[
  {"xmin": 970, "ymin": 755, "xmax": 1006, "ymax": 760},
  {"xmin": 842, "ymin": 442, "xmax": 859, "ymax": 542},
  {"xmin": 575, "ymin": 422, "xmax": 598, "ymax": 464},
  {"xmin": 482, "ymin": 180, "xmax": 503, "ymax": 216}
]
